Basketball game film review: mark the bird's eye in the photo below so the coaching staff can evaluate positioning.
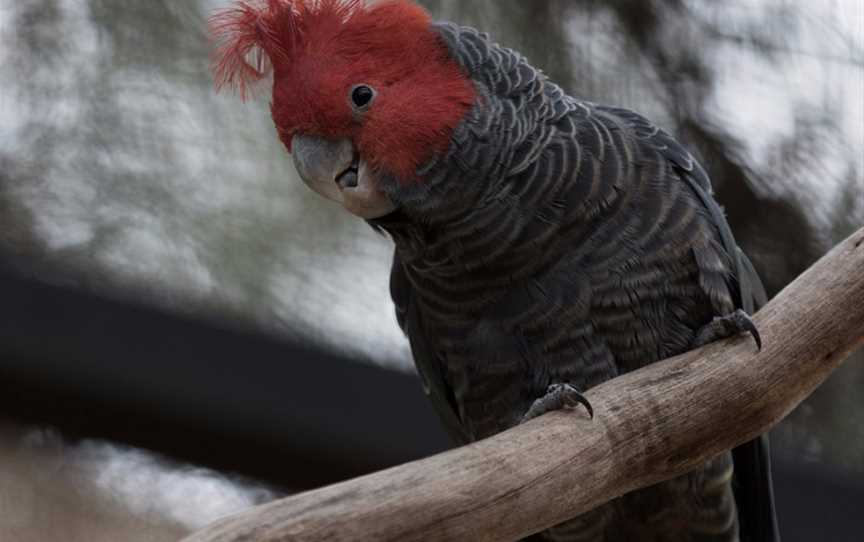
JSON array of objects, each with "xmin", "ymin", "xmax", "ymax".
[{"xmin": 350, "ymin": 84, "xmax": 376, "ymax": 110}]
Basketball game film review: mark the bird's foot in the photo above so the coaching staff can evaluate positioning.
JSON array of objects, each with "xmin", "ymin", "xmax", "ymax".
[
  {"xmin": 521, "ymin": 383, "xmax": 593, "ymax": 423},
  {"xmin": 693, "ymin": 309, "xmax": 762, "ymax": 351}
]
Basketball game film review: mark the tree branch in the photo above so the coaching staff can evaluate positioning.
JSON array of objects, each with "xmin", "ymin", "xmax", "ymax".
[{"xmin": 182, "ymin": 227, "xmax": 864, "ymax": 542}]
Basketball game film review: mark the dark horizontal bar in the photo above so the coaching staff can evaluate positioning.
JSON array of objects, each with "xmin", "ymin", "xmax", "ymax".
[{"xmin": 0, "ymin": 263, "xmax": 451, "ymax": 489}]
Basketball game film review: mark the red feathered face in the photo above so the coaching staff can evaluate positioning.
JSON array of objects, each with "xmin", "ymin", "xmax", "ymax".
[{"xmin": 211, "ymin": 0, "xmax": 475, "ymax": 218}]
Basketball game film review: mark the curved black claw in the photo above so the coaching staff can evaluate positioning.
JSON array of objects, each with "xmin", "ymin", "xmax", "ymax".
[
  {"xmin": 693, "ymin": 309, "xmax": 762, "ymax": 352},
  {"xmin": 521, "ymin": 383, "xmax": 594, "ymax": 423},
  {"xmin": 739, "ymin": 314, "xmax": 762, "ymax": 351}
]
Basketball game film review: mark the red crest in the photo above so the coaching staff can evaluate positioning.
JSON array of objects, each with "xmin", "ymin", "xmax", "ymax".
[{"xmin": 210, "ymin": 0, "xmax": 476, "ymax": 181}]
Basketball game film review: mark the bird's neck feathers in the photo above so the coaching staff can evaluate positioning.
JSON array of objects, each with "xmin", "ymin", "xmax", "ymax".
[{"xmin": 371, "ymin": 106, "xmax": 545, "ymax": 276}]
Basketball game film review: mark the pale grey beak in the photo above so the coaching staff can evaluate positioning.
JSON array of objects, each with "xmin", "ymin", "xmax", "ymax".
[{"xmin": 292, "ymin": 135, "xmax": 396, "ymax": 219}]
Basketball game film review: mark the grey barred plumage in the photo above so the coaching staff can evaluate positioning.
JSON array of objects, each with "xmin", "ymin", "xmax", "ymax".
[{"xmin": 371, "ymin": 22, "xmax": 777, "ymax": 542}]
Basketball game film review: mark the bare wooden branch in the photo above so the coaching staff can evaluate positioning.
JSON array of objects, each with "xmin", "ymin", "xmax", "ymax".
[{"xmin": 183, "ymin": 227, "xmax": 864, "ymax": 542}]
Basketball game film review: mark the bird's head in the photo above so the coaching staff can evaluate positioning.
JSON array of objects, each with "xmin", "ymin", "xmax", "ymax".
[{"xmin": 210, "ymin": 0, "xmax": 476, "ymax": 218}]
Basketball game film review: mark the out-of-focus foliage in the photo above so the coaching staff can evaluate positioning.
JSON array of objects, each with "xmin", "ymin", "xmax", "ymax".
[{"xmin": 0, "ymin": 0, "xmax": 861, "ymax": 499}]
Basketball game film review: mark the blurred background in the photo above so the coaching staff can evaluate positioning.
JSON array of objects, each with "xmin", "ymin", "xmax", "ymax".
[{"xmin": 0, "ymin": 0, "xmax": 861, "ymax": 540}]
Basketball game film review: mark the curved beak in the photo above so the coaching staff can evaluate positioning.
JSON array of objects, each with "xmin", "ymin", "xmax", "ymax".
[{"xmin": 291, "ymin": 135, "xmax": 396, "ymax": 219}]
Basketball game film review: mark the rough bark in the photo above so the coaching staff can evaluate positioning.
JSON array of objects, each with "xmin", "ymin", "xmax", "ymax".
[{"xmin": 183, "ymin": 227, "xmax": 864, "ymax": 542}]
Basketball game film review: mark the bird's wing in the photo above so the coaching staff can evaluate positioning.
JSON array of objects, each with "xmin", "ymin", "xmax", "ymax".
[
  {"xmin": 597, "ymin": 105, "xmax": 769, "ymax": 312},
  {"xmin": 599, "ymin": 105, "xmax": 779, "ymax": 542},
  {"xmin": 390, "ymin": 251, "xmax": 469, "ymax": 445}
]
